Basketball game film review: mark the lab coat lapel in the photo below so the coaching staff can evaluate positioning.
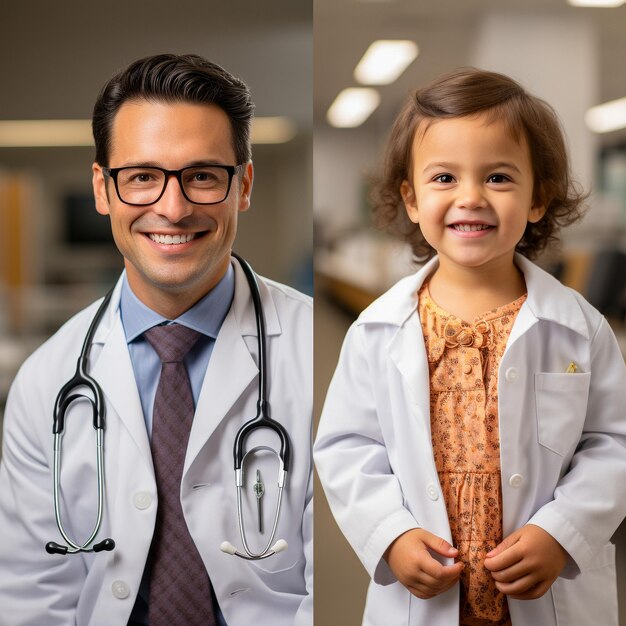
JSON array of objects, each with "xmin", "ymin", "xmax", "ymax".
[
  {"xmin": 183, "ymin": 258, "xmax": 279, "ymax": 471},
  {"xmin": 90, "ymin": 278, "xmax": 153, "ymax": 468},
  {"xmin": 185, "ymin": 312, "xmax": 258, "ymax": 467},
  {"xmin": 388, "ymin": 313, "xmax": 432, "ymax": 432},
  {"xmin": 507, "ymin": 254, "xmax": 590, "ymax": 349},
  {"xmin": 359, "ymin": 257, "xmax": 439, "ymax": 431},
  {"xmin": 505, "ymin": 299, "xmax": 538, "ymax": 349}
]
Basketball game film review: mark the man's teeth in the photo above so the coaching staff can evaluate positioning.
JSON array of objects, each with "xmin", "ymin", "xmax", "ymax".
[
  {"xmin": 149, "ymin": 233, "xmax": 195, "ymax": 244},
  {"xmin": 452, "ymin": 224, "xmax": 491, "ymax": 232}
]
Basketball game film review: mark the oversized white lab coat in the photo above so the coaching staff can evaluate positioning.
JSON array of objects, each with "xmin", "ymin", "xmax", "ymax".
[
  {"xmin": 315, "ymin": 254, "xmax": 626, "ymax": 626},
  {"xmin": 0, "ymin": 258, "xmax": 312, "ymax": 626}
]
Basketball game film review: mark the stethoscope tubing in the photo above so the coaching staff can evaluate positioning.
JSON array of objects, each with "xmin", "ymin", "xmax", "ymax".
[
  {"xmin": 50, "ymin": 429, "xmax": 106, "ymax": 554},
  {"xmin": 227, "ymin": 253, "xmax": 291, "ymax": 560},
  {"xmin": 230, "ymin": 253, "xmax": 291, "ymax": 474},
  {"xmin": 47, "ymin": 254, "xmax": 290, "ymax": 560},
  {"xmin": 47, "ymin": 289, "xmax": 115, "ymax": 555}
]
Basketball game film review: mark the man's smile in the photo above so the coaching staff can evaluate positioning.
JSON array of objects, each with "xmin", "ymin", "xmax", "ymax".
[{"xmin": 147, "ymin": 232, "xmax": 198, "ymax": 245}]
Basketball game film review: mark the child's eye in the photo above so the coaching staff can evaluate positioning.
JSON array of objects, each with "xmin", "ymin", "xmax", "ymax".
[
  {"xmin": 433, "ymin": 174, "xmax": 455, "ymax": 184},
  {"xmin": 487, "ymin": 174, "xmax": 511, "ymax": 184}
]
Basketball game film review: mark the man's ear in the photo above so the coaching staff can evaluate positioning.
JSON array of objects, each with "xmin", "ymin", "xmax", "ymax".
[
  {"xmin": 238, "ymin": 161, "xmax": 254, "ymax": 213},
  {"xmin": 92, "ymin": 163, "xmax": 110, "ymax": 216},
  {"xmin": 400, "ymin": 180, "xmax": 418, "ymax": 224}
]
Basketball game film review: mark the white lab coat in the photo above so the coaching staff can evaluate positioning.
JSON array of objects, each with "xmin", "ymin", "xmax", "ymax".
[
  {"xmin": 0, "ymin": 258, "xmax": 313, "ymax": 626},
  {"xmin": 315, "ymin": 254, "xmax": 626, "ymax": 626}
]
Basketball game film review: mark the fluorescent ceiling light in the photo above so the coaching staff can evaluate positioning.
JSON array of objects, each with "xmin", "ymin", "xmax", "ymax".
[
  {"xmin": 567, "ymin": 0, "xmax": 625, "ymax": 6},
  {"xmin": 355, "ymin": 40, "xmax": 419, "ymax": 85},
  {"xmin": 251, "ymin": 117, "xmax": 297, "ymax": 143},
  {"xmin": 0, "ymin": 120, "xmax": 93, "ymax": 147},
  {"xmin": 327, "ymin": 88, "xmax": 381, "ymax": 128},
  {"xmin": 0, "ymin": 117, "xmax": 296, "ymax": 147},
  {"xmin": 585, "ymin": 97, "xmax": 626, "ymax": 133}
]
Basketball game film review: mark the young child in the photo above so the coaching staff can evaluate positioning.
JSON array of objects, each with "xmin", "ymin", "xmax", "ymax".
[{"xmin": 314, "ymin": 68, "xmax": 626, "ymax": 626}]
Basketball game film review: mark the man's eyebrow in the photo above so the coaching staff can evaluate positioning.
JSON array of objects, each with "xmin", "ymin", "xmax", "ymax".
[
  {"xmin": 185, "ymin": 159, "xmax": 232, "ymax": 167},
  {"xmin": 114, "ymin": 160, "xmax": 232, "ymax": 169}
]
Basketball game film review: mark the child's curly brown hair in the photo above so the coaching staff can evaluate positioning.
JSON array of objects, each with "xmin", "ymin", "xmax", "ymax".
[{"xmin": 371, "ymin": 67, "xmax": 587, "ymax": 261}]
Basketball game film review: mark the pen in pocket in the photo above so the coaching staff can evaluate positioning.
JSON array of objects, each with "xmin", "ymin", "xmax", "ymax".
[{"xmin": 566, "ymin": 362, "xmax": 577, "ymax": 373}]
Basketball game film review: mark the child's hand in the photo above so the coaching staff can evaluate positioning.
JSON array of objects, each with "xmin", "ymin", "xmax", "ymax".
[
  {"xmin": 384, "ymin": 528, "xmax": 464, "ymax": 599},
  {"xmin": 484, "ymin": 524, "xmax": 568, "ymax": 600}
]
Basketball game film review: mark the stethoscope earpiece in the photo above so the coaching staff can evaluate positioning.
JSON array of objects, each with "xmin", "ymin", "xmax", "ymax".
[
  {"xmin": 271, "ymin": 539, "xmax": 288, "ymax": 554},
  {"xmin": 93, "ymin": 538, "xmax": 116, "ymax": 552},
  {"xmin": 45, "ymin": 538, "xmax": 115, "ymax": 555},
  {"xmin": 220, "ymin": 541, "xmax": 238, "ymax": 555},
  {"xmin": 45, "ymin": 542, "xmax": 68, "ymax": 555},
  {"xmin": 220, "ymin": 539, "xmax": 288, "ymax": 560}
]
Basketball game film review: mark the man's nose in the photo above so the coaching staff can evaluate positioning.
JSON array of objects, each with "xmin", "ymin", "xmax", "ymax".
[{"xmin": 153, "ymin": 174, "xmax": 194, "ymax": 222}]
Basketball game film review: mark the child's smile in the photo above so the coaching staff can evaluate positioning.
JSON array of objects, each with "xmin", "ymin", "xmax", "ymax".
[
  {"xmin": 448, "ymin": 221, "xmax": 494, "ymax": 237},
  {"xmin": 401, "ymin": 113, "xmax": 546, "ymax": 276}
]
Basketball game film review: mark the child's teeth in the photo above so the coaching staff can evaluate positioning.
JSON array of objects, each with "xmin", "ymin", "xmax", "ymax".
[{"xmin": 453, "ymin": 224, "xmax": 490, "ymax": 232}]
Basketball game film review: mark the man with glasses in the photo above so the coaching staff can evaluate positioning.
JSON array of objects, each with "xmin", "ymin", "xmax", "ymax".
[{"xmin": 0, "ymin": 54, "xmax": 312, "ymax": 626}]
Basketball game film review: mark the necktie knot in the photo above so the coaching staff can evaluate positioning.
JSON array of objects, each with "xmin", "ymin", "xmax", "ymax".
[{"xmin": 144, "ymin": 323, "xmax": 202, "ymax": 363}]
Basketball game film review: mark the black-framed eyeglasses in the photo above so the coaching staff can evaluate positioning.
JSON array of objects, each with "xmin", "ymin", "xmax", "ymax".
[{"xmin": 102, "ymin": 163, "xmax": 245, "ymax": 206}]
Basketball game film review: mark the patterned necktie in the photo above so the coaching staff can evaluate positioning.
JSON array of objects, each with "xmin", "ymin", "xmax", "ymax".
[{"xmin": 144, "ymin": 324, "xmax": 217, "ymax": 626}]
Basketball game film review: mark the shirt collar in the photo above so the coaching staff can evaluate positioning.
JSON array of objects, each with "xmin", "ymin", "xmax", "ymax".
[{"xmin": 120, "ymin": 263, "xmax": 235, "ymax": 343}]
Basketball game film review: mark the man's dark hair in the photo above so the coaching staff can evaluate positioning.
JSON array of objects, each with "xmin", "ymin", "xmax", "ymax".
[{"xmin": 92, "ymin": 53, "xmax": 255, "ymax": 166}]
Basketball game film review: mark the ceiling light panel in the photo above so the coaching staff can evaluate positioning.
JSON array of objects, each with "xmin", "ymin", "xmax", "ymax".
[
  {"xmin": 567, "ymin": 0, "xmax": 625, "ymax": 7},
  {"xmin": 585, "ymin": 97, "xmax": 626, "ymax": 133},
  {"xmin": 327, "ymin": 88, "xmax": 381, "ymax": 128},
  {"xmin": 0, "ymin": 117, "xmax": 296, "ymax": 147},
  {"xmin": 251, "ymin": 117, "xmax": 297, "ymax": 143},
  {"xmin": 354, "ymin": 40, "xmax": 419, "ymax": 85},
  {"xmin": 0, "ymin": 120, "xmax": 93, "ymax": 147}
]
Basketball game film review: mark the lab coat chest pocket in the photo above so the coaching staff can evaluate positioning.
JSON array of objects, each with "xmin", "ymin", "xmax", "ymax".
[
  {"xmin": 246, "ymin": 553, "xmax": 305, "ymax": 593},
  {"xmin": 534, "ymin": 372, "xmax": 591, "ymax": 456}
]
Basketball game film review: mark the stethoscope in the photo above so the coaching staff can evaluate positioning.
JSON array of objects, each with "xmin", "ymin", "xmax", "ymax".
[{"xmin": 45, "ymin": 253, "xmax": 290, "ymax": 561}]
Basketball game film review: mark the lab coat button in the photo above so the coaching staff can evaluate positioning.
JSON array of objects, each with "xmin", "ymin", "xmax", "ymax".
[
  {"xmin": 509, "ymin": 474, "xmax": 524, "ymax": 488},
  {"xmin": 426, "ymin": 483, "xmax": 439, "ymax": 501},
  {"xmin": 133, "ymin": 492, "xmax": 152, "ymax": 510},
  {"xmin": 505, "ymin": 367, "xmax": 518, "ymax": 382},
  {"xmin": 111, "ymin": 580, "xmax": 130, "ymax": 599}
]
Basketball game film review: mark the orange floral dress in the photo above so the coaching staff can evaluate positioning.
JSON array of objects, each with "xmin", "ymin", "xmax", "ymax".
[{"xmin": 418, "ymin": 284, "xmax": 526, "ymax": 626}]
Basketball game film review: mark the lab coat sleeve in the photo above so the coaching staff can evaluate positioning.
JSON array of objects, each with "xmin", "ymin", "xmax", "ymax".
[
  {"xmin": 0, "ymin": 358, "xmax": 86, "ymax": 624},
  {"xmin": 314, "ymin": 323, "xmax": 419, "ymax": 585},
  {"xmin": 293, "ymin": 441, "xmax": 313, "ymax": 626},
  {"xmin": 527, "ymin": 316, "xmax": 626, "ymax": 576}
]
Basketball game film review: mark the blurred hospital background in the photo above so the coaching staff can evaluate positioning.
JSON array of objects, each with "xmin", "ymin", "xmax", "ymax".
[
  {"xmin": 0, "ymin": 1, "xmax": 312, "ymax": 446},
  {"xmin": 314, "ymin": 0, "xmax": 626, "ymax": 624}
]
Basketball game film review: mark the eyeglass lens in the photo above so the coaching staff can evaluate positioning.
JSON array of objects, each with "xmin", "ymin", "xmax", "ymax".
[{"xmin": 116, "ymin": 166, "xmax": 231, "ymax": 205}]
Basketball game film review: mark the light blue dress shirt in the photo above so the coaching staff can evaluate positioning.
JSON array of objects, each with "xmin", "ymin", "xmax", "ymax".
[
  {"xmin": 120, "ymin": 263, "xmax": 234, "ymax": 435},
  {"xmin": 120, "ymin": 264, "xmax": 234, "ymax": 626}
]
